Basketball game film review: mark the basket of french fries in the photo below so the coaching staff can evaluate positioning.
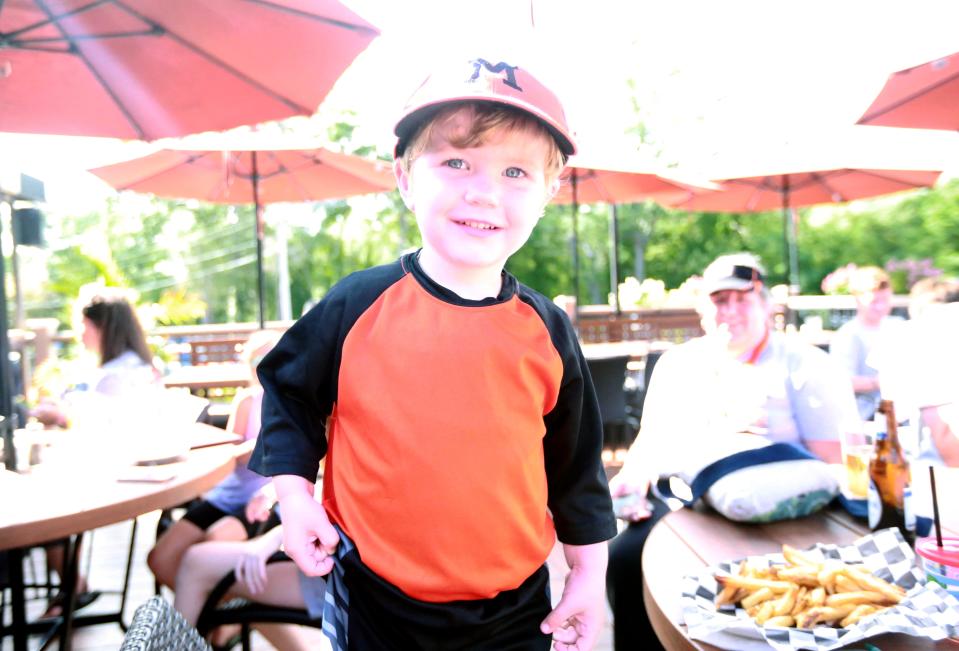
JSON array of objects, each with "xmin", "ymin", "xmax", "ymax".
[{"xmin": 681, "ymin": 528, "xmax": 959, "ymax": 650}]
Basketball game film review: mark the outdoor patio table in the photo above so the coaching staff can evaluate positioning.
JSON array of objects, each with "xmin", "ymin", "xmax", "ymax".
[
  {"xmin": 0, "ymin": 423, "xmax": 240, "ymax": 651},
  {"xmin": 642, "ymin": 466, "xmax": 959, "ymax": 650},
  {"xmin": 162, "ymin": 362, "xmax": 251, "ymax": 394}
]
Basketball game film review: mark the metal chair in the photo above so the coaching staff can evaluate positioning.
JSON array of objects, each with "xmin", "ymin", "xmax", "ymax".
[
  {"xmin": 586, "ymin": 355, "xmax": 640, "ymax": 451},
  {"xmin": 120, "ymin": 595, "xmax": 210, "ymax": 651},
  {"xmin": 196, "ymin": 553, "xmax": 322, "ymax": 651}
]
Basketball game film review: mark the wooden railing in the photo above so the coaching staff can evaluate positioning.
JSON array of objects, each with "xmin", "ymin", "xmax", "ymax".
[{"xmin": 576, "ymin": 306, "xmax": 704, "ymax": 344}]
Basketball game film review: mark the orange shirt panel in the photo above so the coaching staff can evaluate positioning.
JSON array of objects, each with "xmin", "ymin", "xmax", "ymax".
[{"xmin": 324, "ymin": 274, "xmax": 564, "ymax": 601}]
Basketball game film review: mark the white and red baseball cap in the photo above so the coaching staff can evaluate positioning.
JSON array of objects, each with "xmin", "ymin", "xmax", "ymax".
[{"xmin": 393, "ymin": 57, "xmax": 577, "ymax": 160}]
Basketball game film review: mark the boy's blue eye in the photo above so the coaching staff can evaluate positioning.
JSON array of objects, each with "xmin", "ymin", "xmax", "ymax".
[
  {"xmin": 444, "ymin": 159, "xmax": 466, "ymax": 169},
  {"xmin": 504, "ymin": 167, "xmax": 526, "ymax": 178}
]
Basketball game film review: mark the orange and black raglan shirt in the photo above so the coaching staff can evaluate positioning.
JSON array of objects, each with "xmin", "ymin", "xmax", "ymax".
[{"xmin": 249, "ymin": 251, "xmax": 616, "ymax": 605}]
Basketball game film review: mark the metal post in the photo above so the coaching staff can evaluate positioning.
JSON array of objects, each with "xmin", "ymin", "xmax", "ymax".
[
  {"xmin": 1, "ymin": 197, "xmax": 18, "ymax": 471},
  {"xmin": 782, "ymin": 175, "xmax": 801, "ymax": 295},
  {"xmin": 609, "ymin": 203, "xmax": 621, "ymax": 315},
  {"xmin": 251, "ymin": 152, "xmax": 266, "ymax": 329},
  {"xmin": 571, "ymin": 171, "xmax": 580, "ymax": 313}
]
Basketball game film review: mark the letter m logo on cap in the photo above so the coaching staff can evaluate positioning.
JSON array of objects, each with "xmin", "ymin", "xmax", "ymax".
[{"xmin": 468, "ymin": 59, "xmax": 522, "ymax": 92}]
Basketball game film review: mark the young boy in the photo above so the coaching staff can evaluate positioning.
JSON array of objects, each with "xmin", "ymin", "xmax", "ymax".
[{"xmin": 249, "ymin": 57, "xmax": 616, "ymax": 650}]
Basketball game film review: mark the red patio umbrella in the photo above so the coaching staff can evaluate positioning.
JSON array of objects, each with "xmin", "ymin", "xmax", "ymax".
[
  {"xmin": 89, "ymin": 132, "xmax": 395, "ymax": 327},
  {"xmin": 0, "ymin": 0, "xmax": 379, "ymax": 140},
  {"xmin": 552, "ymin": 158, "xmax": 708, "ymax": 313},
  {"xmin": 857, "ymin": 51, "xmax": 959, "ymax": 131},
  {"xmin": 666, "ymin": 166, "xmax": 942, "ymax": 293}
]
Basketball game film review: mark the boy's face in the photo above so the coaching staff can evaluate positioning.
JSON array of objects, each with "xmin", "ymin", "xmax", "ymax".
[{"xmin": 394, "ymin": 108, "xmax": 560, "ymax": 276}]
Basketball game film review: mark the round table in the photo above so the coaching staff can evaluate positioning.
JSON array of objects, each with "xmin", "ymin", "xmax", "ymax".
[
  {"xmin": 642, "ymin": 489, "xmax": 959, "ymax": 651},
  {"xmin": 0, "ymin": 423, "xmax": 240, "ymax": 651}
]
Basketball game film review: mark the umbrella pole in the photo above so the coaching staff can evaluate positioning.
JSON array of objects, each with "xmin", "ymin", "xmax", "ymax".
[
  {"xmin": 571, "ymin": 172, "xmax": 580, "ymax": 325},
  {"xmin": 0, "ymin": 197, "xmax": 19, "ymax": 470},
  {"xmin": 609, "ymin": 203, "xmax": 621, "ymax": 315},
  {"xmin": 782, "ymin": 177, "xmax": 800, "ymax": 327},
  {"xmin": 252, "ymin": 152, "xmax": 266, "ymax": 329}
]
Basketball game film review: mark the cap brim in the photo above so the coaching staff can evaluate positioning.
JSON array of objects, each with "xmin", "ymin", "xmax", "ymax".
[
  {"xmin": 706, "ymin": 278, "xmax": 756, "ymax": 295},
  {"xmin": 394, "ymin": 95, "xmax": 577, "ymax": 159}
]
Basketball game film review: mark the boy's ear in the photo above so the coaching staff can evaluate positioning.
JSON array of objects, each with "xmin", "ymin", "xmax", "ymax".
[
  {"xmin": 541, "ymin": 177, "xmax": 561, "ymax": 215},
  {"xmin": 393, "ymin": 159, "xmax": 414, "ymax": 211}
]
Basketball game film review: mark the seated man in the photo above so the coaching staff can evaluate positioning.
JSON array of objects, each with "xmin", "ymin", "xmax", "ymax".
[{"xmin": 605, "ymin": 253, "xmax": 859, "ymax": 649}]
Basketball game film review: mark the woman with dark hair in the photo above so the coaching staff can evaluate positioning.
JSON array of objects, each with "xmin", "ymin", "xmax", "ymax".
[
  {"xmin": 29, "ymin": 292, "xmax": 160, "ymax": 618},
  {"xmin": 32, "ymin": 293, "xmax": 158, "ymax": 427}
]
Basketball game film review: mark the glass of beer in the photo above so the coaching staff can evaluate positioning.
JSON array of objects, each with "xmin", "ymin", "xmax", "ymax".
[{"xmin": 842, "ymin": 428, "xmax": 873, "ymax": 499}]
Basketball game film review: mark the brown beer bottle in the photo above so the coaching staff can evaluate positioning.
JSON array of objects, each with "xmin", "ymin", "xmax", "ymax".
[{"xmin": 867, "ymin": 400, "xmax": 915, "ymax": 544}]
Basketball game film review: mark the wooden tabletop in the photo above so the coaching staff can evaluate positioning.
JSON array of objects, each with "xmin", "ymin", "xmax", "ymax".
[
  {"xmin": 643, "ymin": 466, "xmax": 959, "ymax": 650},
  {"xmin": 580, "ymin": 340, "xmax": 667, "ymax": 361},
  {"xmin": 162, "ymin": 362, "xmax": 251, "ymax": 391},
  {"xmin": 0, "ymin": 423, "xmax": 239, "ymax": 551}
]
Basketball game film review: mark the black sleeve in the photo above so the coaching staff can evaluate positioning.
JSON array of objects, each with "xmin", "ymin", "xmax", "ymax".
[
  {"xmin": 521, "ymin": 291, "xmax": 618, "ymax": 545},
  {"xmin": 248, "ymin": 261, "xmax": 405, "ymax": 480}
]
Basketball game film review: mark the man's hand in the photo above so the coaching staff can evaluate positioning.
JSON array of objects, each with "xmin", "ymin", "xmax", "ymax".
[
  {"xmin": 273, "ymin": 475, "xmax": 339, "ymax": 577},
  {"xmin": 608, "ymin": 468, "xmax": 651, "ymax": 522},
  {"xmin": 541, "ymin": 543, "xmax": 608, "ymax": 650}
]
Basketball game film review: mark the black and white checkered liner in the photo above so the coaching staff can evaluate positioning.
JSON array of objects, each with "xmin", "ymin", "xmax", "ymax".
[{"xmin": 681, "ymin": 528, "xmax": 959, "ymax": 650}]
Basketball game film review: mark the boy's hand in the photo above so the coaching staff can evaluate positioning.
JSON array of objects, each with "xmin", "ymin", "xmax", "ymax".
[
  {"xmin": 245, "ymin": 488, "xmax": 276, "ymax": 523},
  {"xmin": 278, "ymin": 490, "xmax": 339, "ymax": 577},
  {"xmin": 541, "ymin": 543, "xmax": 607, "ymax": 650}
]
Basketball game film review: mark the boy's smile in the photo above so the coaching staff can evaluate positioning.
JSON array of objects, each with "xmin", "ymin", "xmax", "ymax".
[{"xmin": 395, "ymin": 108, "xmax": 559, "ymax": 298}]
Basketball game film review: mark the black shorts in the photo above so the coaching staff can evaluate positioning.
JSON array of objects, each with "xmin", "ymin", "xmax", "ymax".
[
  {"xmin": 181, "ymin": 500, "xmax": 279, "ymax": 538},
  {"xmin": 343, "ymin": 552, "xmax": 552, "ymax": 651}
]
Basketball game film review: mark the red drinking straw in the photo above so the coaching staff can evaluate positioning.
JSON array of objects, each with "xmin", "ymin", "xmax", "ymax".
[{"xmin": 929, "ymin": 465, "xmax": 943, "ymax": 547}]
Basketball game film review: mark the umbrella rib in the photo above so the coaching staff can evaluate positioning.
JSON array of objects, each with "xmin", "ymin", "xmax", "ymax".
[
  {"xmin": 245, "ymin": 0, "xmax": 379, "ymax": 37},
  {"xmin": 15, "ymin": 28, "xmax": 160, "ymax": 46},
  {"xmin": 808, "ymin": 171, "xmax": 847, "ymax": 203},
  {"xmin": 107, "ymin": 152, "xmax": 211, "ymax": 193},
  {"xmin": 855, "ymin": 168, "xmax": 935, "ymax": 189},
  {"xmin": 1, "ymin": 0, "xmax": 107, "ymax": 41},
  {"xmin": 32, "ymin": 0, "xmax": 148, "ymax": 139},
  {"xmin": 113, "ymin": 0, "xmax": 325, "ymax": 113},
  {"xmin": 861, "ymin": 69, "xmax": 959, "ymax": 123}
]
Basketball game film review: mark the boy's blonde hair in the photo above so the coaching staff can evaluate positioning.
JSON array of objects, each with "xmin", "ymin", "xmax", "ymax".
[{"xmin": 398, "ymin": 101, "xmax": 565, "ymax": 183}]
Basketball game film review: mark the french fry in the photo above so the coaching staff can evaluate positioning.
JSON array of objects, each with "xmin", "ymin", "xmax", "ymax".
[
  {"xmin": 715, "ymin": 582, "xmax": 740, "ymax": 606},
  {"xmin": 775, "ymin": 566, "xmax": 821, "ymax": 586},
  {"xmin": 754, "ymin": 600, "xmax": 777, "ymax": 625},
  {"xmin": 741, "ymin": 587, "xmax": 776, "ymax": 609},
  {"xmin": 846, "ymin": 566, "xmax": 905, "ymax": 603},
  {"xmin": 834, "ymin": 573, "xmax": 861, "ymax": 593},
  {"xmin": 782, "ymin": 544, "xmax": 818, "ymax": 567},
  {"xmin": 716, "ymin": 573, "xmax": 794, "ymax": 593},
  {"xmin": 764, "ymin": 615, "xmax": 795, "ymax": 628},
  {"xmin": 795, "ymin": 604, "xmax": 857, "ymax": 629},
  {"xmin": 808, "ymin": 586, "xmax": 826, "ymax": 607},
  {"xmin": 790, "ymin": 586, "xmax": 809, "ymax": 616},
  {"xmin": 825, "ymin": 590, "xmax": 894, "ymax": 607},
  {"xmin": 840, "ymin": 604, "xmax": 882, "ymax": 628},
  {"xmin": 817, "ymin": 559, "xmax": 845, "ymax": 594}
]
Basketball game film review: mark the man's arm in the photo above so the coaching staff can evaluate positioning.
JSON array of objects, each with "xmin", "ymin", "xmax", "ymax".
[
  {"xmin": 791, "ymin": 346, "xmax": 861, "ymax": 463},
  {"xmin": 922, "ymin": 404, "xmax": 959, "ymax": 467}
]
